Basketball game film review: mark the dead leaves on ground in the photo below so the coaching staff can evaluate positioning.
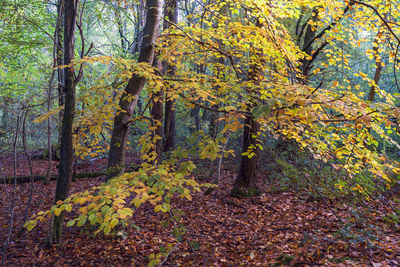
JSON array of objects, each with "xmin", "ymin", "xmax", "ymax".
[{"xmin": 0, "ymin": 156, "xmax": 399, "ymax": 266}]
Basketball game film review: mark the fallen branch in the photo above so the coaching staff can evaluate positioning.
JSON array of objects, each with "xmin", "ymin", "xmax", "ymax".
[{"xmin": 2, "ymin": 171, "xmax": 106, "ymax": 184}]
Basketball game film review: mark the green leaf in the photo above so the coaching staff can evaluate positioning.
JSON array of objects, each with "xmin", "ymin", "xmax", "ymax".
[
  {"xmin": 162, "ymin": 203, "xmax": 171, "ymax": 212},
  {"xmin": 88, "ymin": 214, "xmax": 96, "ymax": 225},
  {"xmin": 77, "ymin": 218, "xmax": 87, "ymax": 227},
  {"xmin": 65, "ymin": 204, "xmax": 73, "ymax": 212},
  {"xmin": 110, "ymin": 218, "xmax": 119, "ymax": 228},
  {"xmin": 190, "ymin": 241, "xmax": 200, "ymax": 250},
  {"xmin": 253, "ymin": 103, "xmax": 272, "ymax": 119}
]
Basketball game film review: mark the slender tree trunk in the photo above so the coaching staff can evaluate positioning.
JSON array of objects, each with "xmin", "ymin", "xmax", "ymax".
[
  {"xmin": 57, "ymin": 0, "xmax": 65, "ymax": 162},
  {"xmin": 368, "ymin": 32, "xmax": 383, "ymax": 102},
  {"xmin": 19, "ymin": 109, "xmax": 34, "ymax": 236},
  {"xmin": 107, "ymin": 0, "xmax": 162, "ymax": 179},
  {"xmin": 45, "ymin": 2, "xmax": 63, "ymax": 184},
  {"xmin": 301, "ymin": 9, "xmax": 318, "ymax": 79},
  {"xmin": 162, "ymin": 0, "xmax": 178, "ymax": 152},
  {"xmin": 231, "ymin": 115, "xmax": 260, "ymax": 197},
  {"xmin": 190, "ymin": 106, "xmax": 200, "ymax": 132},
  {"xmin": 47, "ymin": 0, "xmax": 78, "ymax": 245},
  {"xmin": 1, "ymin": 107, "xmax": 22, "ymax": 267},
  {"xmin": 231, "ymin": 19, "xmax": 263, "ymax": 198},
  {"xmin": 46, "ymin": 85, "xmax": 53, "ymax": 184},
  {"xmin": 114, "ymin": 6, "xmax": 126, "ymax": 52},
  {"xmin": 1, "ymin": 97, "xmax": 9, "ymax": 130},
  {"xmin": 163, "ymin": 98, "xmax": 176, "ymax": 151},
  {"xmin": 150, "ymin": 57, "xmax": 164, "ymax": 161}
]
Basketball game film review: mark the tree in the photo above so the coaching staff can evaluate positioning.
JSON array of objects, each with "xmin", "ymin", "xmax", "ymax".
[
  {"xmin": 231, "ymin": 18, "xmax": 263, "ymax": 198},
  {"xmin": 107, "ymin": 0, "xmax": 162, "ymax": 178},
  {"xmin": 162, "ymin": 0, "xmax": 178, "ymax": 152},
  {"xmin": 150, "ymin": 57, "xmax": 164, "ymax": 161},
  {"xmin": 47, "ymin": 0, "xmax": 78, "ymax": 245}
]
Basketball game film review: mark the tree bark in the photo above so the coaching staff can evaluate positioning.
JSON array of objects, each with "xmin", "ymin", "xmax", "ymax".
[
  {"xmin": 368, "ymin": 32, "xmax": 383, "ymax": 102},
  {"xmin": 162, "ymin": 0, "xmax": 178, "ymax": 152},
  {"xmin": 231, "ymin": 114, "xmax": 260, "ymax": 197},
  {"xmin": 231, "ymin": 19, "xmax": 263, "ymax": 198},
  {"xmin": 57, "ymin": 0, "xmax": 65, "ymax": 167},
  {"xmin": 107, "ymin": 0, "xmax": 162, "ymax": 179},
  {"xmin": 150, "ymin": 57, "xmax": 164, "ymax": 161},
  {"xmin": 47, "ymin": 0, "xmax": 77, "ymax": 245},
  {"xmin": 300, "ymin": 8, "xmax": 318, "ymax": 79},
  {"xmin": 45, "ymin": 0, "xmax": 63, "ymax": 184}
]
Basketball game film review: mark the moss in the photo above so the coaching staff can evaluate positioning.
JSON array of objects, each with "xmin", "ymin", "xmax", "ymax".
[{"xmin": 230, "ymin": 185, "xmax": 261, "ymax": 198}]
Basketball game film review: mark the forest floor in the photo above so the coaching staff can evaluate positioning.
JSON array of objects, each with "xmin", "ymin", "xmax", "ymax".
[{"xmin": 0, "ymin": 154, "xmax": 400, "ymax": 266}]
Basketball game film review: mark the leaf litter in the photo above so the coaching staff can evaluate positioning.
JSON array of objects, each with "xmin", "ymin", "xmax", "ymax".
[{"xmin": 0, "ymin": 155, "xmax": 399, "ymax": 266}]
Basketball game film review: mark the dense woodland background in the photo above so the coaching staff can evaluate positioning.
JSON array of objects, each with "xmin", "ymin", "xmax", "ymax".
[{"xmin": 1, "ymin": 0, "xmax": 400, "ymax": 265}]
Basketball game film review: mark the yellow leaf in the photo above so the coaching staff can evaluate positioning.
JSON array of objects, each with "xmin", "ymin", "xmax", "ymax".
[{"xmin": 54, "ymin": 208, "xmax": 62, "ymax": 217}]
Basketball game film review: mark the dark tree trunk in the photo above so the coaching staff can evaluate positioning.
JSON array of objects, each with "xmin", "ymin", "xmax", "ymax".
[
  {"xmin": 1, "ymin": 97, "xmax": 10, "ymax": 130},
  {"xmin": 163, "ymin": 97, "xmax": 176, "ymax": 151},
  {"xmin": 301, "ymin": 9, "xmax": 318, "ymax": 79},
  {"xmin": 231, "ymin": 19, "xmax": 262, "ymax": 198},
  {"xmin": 56, "ymin": 0, "xmax": 65, "ymax": 168},
  {"xmin": 368, "ymin": 32, "xmax": 383, "ymax": 102},
  {"xmin": 107, "ymin": 0, "xmax": 162, "ymax": 179},
  {"xmin": 230, "ymin": 115, "xmax": 260, "ymax": 197},
  {"xmin": 45, "ymin": 0, "xmax": 63, "ymax": 185},
  {"xmin": 208, "ymin": 110, "xmax": 218, "ymax": 139},
  {"xmin": 162, "ymin": 0, "xmax": 178, "ymax": 152},
  {"xmin": 190, "ymin": 106, "xmax": 200, "ymax": 133},
  {"xmin": 47, "ymin": 0, "xmax": 77, "ymax": 245},
  {"xmin": 150, "ymin": 57, "xmax": 164, "ymax": 161}
]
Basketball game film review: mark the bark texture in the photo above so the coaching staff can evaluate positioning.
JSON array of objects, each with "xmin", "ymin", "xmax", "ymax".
[
  {"xmin": 368, "ymin": 32, "xmax": 383, "ymax": 102},
  {"xmin": 231, "ymin": 19, "xmax": 262, "ymax": 198},
  {"xmin": 150, "ymin": 57, "xmax": 164, "ymax": 161},
  {"xmin": 231, "ymin": 115, "xmax": 260, "ymax": 198},
  {"xmin": 107, "ymin": 0, "xmax": 162, "ymax": 178},
  {"xmin": 162, "ymin": 0, "xmax": 178, "ymax": 152},
  {"xmin": 48, "ymin": 0, "xmax": 77, "ymax": 245}
]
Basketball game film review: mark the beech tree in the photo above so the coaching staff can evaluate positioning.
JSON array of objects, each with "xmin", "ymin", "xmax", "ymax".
[
  {"xmin": 162, "ymin": 0, "xmax": 178, "ymax": 152},
  {"xmin": 107, "ymin": 0, "xmax": 162, "ymax": 178},
  {"xmin": 47, "ymin": 0, "xmax": 78, "ymax": 245}
]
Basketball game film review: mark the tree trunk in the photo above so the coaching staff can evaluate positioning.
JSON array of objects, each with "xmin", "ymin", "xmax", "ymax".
[
  {"xmin": 231, "ymin": 19, "xmax": 263, "ymax": 198},
  {"xmin": 231, "ymin": 115, "xmax": 260, "ymax": 197},
  {"xmin": 368, "ymin": 32, "xmax": 383, "ymax": 102},
  {"xmin": 163, "ymin": 97, "xmax": 176, "ymax": 151},
  {"xmin": 107, "ymin": 0, "xmax": 162, "ymax": 179},
  {"xmin": 57, "ymin": 0, "xmax": 65, "ymax": 166},
  {"xmin": 301, "ymin": 9, "xmax": 318, "ymax": 79},
  {"xmin": 47, "ymin": 0, "xmax": 77, "ymax": 245},
  {"xmin": 45, "ymin": 1, "xmax": 63, "ymax": 184},
  {"xmin": 162, "ymin": 0, "xmax": 178, "ymax": 152},
  {"xmin": 150, "ymin": 57, "xmax": 164, "ymax": 161},
  {"xmin": 190, "ymin": 106, "xmax": 200, "ymax": 133}
]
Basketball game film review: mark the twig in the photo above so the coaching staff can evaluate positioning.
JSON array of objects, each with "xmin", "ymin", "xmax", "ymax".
[
  {"xmin": 1, "ymin": 106, "xmax": 22, "ymax": 267},
  {"xmin": 394, "ymin": 42, "xmax": 400, "ymax": 93},
  {"xmin": 352, "ymin": 0, "xmax": 400, "ymax": 44},
  {"xmin": 279, "ymin": 138, "xmax": 344, "ymax": 224},
  {"xmin": 217, "ymin": 133, "xmax": 230, "ymax": 184},
  {"xmin": 158, "ymin": 243, "xmax": 179, "ymax": 267},
  {"xmin": 168, "ymin": 210, "xmax": 197, "ymax": 254},
  {"xmin": 162, "ymin": 17, "xmax": 248, "ymax": 79},
  {"xmin": 46, "ymin": 3, "xmax": 63, "ymax": 184},
  {"xmin": 302, "ymin": 3, "xmax": 354, "ymax": 53},
  {"xmin": 18, "ymin": 109, "xmax": 35, "ymax": 236}
]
